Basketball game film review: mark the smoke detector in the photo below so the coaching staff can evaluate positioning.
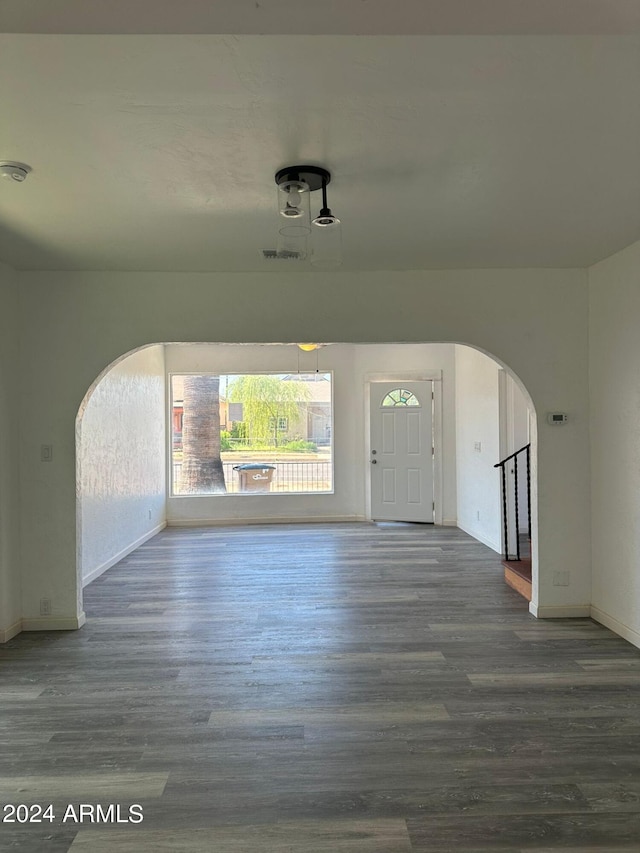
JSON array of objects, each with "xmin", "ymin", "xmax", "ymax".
[{"xmin": 0, "ymin": 162, "xmax": 32, "ymax": 182}]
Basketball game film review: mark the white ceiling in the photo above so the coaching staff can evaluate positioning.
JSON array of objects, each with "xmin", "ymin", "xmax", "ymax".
[{"xmin": 0, "ymin": 2, "xmax": 639, "ymax": 271}]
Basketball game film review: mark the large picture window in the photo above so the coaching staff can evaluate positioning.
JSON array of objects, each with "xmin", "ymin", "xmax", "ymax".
[{"xmin": 171, "ymin": 373, "xmax": 333, "ymax": 495}]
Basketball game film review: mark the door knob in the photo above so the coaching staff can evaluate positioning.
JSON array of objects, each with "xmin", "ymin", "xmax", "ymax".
[{"xmin": 371, "ymin": 459, "xmax": 377, "ymax": 464}]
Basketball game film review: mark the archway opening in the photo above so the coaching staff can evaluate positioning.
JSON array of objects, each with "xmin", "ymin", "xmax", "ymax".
[{"xmin": 76, "ymin": 341, "xmax": 538, "ymax": 616}]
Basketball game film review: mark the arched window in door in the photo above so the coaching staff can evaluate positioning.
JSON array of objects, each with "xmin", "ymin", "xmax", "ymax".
[{"xmin": 381, "ymin": 388, "xmax": 421, "ymax": 407}]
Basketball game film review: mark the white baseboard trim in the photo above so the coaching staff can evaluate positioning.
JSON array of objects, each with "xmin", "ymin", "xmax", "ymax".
[
  {"xmin": 591, "ymin": 606, "xmax": 640, "ymax": 650},
  {"xmin": 82, "ymin": 522, "xmax": 167, "ymax": 587},
  {"xmin": 456, "ymin": 521, "xmax": 501, "ymax": 555},
  {"xmin": 529, "ymin": 602, "xmax": 591, "ymax": 619},
  {"xmin": 442, "ymin": 518, "xmax": 458, "ymax": 527},
  {"xmin": 0, "ymin": 619, "xmax": 23, "ymax": 643},
  {"xmin": 22, "ymin": 611, "xmax": 86, "ymax": 632},
  {"xmin": 167, "ymin": 515, "xmax": 366, "ymax": 527}
]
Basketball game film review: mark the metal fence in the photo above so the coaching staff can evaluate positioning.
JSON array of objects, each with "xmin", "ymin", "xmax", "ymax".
[{"xmin": 173, "ymin": 460, "xmax": 332, "ymax": 494}]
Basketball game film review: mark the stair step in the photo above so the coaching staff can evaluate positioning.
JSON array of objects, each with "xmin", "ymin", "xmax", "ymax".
[
  {"xmin": 502, "ymin": 558, "xmax": 532, "ymax": 602},
  {"xmin": 502, "ymin": 559, "xmax": 531, "ymax": 581}
]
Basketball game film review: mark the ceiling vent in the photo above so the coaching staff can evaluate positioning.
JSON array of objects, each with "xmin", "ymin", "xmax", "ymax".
[{"xmin": 261, "ymin": 249, "xmax": 305, "ymax": 260}]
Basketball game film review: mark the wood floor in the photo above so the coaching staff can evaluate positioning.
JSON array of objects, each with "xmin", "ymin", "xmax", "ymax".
[{"xmin": 2, "ymin": 522, "xmax": 640, "ymax": 852}]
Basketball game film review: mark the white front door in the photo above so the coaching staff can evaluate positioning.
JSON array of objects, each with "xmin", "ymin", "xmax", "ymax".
[{"xmin": 369, "ymin": 381, "xmax": 434, "ymax": 522}]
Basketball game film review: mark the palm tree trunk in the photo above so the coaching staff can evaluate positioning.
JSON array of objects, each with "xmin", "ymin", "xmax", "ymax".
[{"xmin": 179, "ymin": 375, "xmax": 226, "ymax": 494}]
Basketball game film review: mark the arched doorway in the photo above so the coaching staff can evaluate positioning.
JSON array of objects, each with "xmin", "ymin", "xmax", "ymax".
[{"xmin": 76, "ymin": 341, "xmax": 538, "ymax": 619}]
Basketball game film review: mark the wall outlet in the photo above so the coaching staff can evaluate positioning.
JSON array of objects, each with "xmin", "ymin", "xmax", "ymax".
[
  {"xmin": 476, "ymin": 510, "xmax": 481, "ymax": 521},
  {"xmin": 40, "ymin": 597, "xmax": 52, "ymax": 616},
  {"xmin": 148, "ymin": 509, "xmax": 152, "ymax": 520},
  {"xmin": 41, "ymin": 444, "xmax": 53, "ymax": 462},
  {"xmin": 474, "ymin": 441, "xmax": 482, "ymax": 453},
  {"xmin": 553, "ymin": 570, "xmax": 570, "ymax": 587}
]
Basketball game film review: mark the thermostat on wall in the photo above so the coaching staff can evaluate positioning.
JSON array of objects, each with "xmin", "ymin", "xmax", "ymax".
[{"xmin": 547, "ymin": 412, "xmax": 568, "ymax": 425}]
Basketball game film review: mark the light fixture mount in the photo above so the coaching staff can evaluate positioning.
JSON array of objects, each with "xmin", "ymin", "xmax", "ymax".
[{"xmin": 275, "ymin": 165, "xmax": 331, "ymax": 193}]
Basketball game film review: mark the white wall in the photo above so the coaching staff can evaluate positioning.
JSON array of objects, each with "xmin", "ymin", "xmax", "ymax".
[
  {"xmin": 78, "ymin": 345, "xmax": 166, "ymax": 585},
  {"xmin": 0, "ymin": 261, "xmax": 21, "ymax": 641},
  {"xmin": 589, "ymin": 238, "xmax": 640, "ymax": 646},
  {"xmin": 455, "ymin": 345, "xmax": 502, "ymax": 553},
  {"xmin": 166, "ymin": 342, "xmax": 457, "ymax": 525},
  {"xmin": 16, "ymin": 267, "xmax": 590, "ymax": 628}
]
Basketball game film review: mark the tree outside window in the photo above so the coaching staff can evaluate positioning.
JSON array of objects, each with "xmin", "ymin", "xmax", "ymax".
[{"xmin": 172, "ymin": 372, "xmax": 332, "ymax": 495}]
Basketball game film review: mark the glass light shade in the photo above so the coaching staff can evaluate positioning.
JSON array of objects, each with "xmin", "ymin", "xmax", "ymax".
[
  {"xmin": 277, "ymin": 180, "xmax": 311, "ymax": 231},
  {"xmin": 297, "ymin": 343, "xmax": 320, "ymax": 351},
  {"xmin": 310, "ymin": 218, "xmax": 342, "ymax": 269},
  {"xmin": 276, "ymin": 227, "xmax": 308, "ymax": 260}
]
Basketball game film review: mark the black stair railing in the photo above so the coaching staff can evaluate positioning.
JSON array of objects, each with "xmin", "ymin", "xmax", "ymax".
[{"xmin": 494, "ymin": 443, "xmax": 531, "ymax": 561}]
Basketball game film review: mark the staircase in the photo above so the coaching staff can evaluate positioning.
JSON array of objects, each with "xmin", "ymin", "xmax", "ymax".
[{"xmin": 494, "ymin": 444, "xmax": 531, "ymax": 601}]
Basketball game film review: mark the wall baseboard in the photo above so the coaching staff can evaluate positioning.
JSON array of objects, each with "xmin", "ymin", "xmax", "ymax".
[
  {"xmin": 591, "ymin": 606, "xmax": 640, "ymax": 650},
  {"xmin": 167, "ymin": 515, "xmax": 366, "ymax": 527},
  {"xmin": 22, "ymin": 612, "xmax": 86, "ymax": 633},
  {"xmin": 530, "ymin": 604, "xmax": 640, "ymax": 649},
  {"xmin": 442, "ymin": 518, "xmax": 458, "ymax": 527},
  {"xmin": 529, "ymin": 602, "xmax": 591, "ymax": 619},
  {"xmin": 0, "ymin": 619, "xmax": 23, "ymax": 643},
  {"xmin": 82, "ymin": 522, "xmax": 167, "ymax": 587},
  {"xmin": 456, "ymin": 521, "xmax": 501, "ymax": 554}
]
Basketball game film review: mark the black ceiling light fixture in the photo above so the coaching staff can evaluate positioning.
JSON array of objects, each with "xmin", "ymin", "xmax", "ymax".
[{"xmin": 274, "ymin": 165, "xmax": 342, "ymax": 268}]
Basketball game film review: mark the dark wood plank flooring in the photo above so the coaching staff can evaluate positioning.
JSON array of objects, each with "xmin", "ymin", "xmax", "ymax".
[{"xmin": 2, "ymin": 523, "xmax": 640, "ymax": 852}]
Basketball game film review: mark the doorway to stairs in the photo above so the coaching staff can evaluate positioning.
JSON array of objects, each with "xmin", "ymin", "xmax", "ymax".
[{"xmin": 498, "ymin": 368, "xmax": 534, "ymax": 601}]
